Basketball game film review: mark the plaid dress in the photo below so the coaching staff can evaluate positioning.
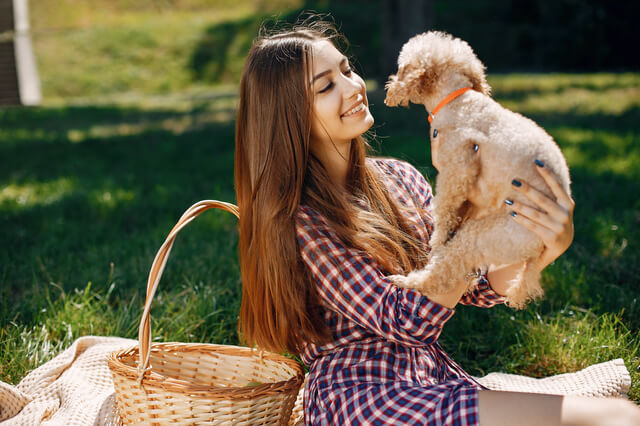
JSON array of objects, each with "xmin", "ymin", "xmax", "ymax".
[{"xmin": 295, "ymin": 158, "xmax": 506, "ymax": 425}]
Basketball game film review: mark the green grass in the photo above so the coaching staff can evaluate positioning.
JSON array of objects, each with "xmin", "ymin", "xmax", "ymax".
[{"xmin": 1, "ymin": 4, "xmax": 639, "ymax": 406}]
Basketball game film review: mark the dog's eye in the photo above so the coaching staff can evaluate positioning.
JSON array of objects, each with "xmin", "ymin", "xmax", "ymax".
[
  {"xmin": 432, "ymin": 129, "xmax": 438, "ymax": 138},
  {"xmin": 473, "ymin": 144, "xmax": 479, "ymax": 152}
]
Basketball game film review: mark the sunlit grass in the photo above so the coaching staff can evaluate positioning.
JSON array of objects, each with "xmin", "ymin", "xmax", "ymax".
[
  {"xmin": 507, "ymin": 310, "xmax": 639, "ymax": 401},
  {"xmin": 0, "ymin": 276, "xmax": 241, "ymax": 384},
  {"xmin": 550, "ymin": 127, "xmax": 639, "ymax": 177},
  {"xmin": 489, "ymin": 72, "xmax": 640, "ymax": 94},
  {"xmin": 34, "ymin": 17, "xmax": 236, "ymax": 98},
  {"xmin": 0, "ymin": 178, "xmax": 76, "ymax": 208},
  {"xmin": 30, "ymin": 1, "xmax": 304, "ymax": 100}
]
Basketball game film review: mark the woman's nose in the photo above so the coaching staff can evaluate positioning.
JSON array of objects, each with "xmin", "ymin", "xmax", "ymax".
[{"xmin": 342, "ymin": 75, "xmax": 361, "ymax": 100}]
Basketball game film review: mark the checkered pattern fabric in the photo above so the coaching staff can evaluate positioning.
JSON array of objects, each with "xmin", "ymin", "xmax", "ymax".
[{"xmin": 295, "ymin": 158, "xmax": 506, "ymax": 425}]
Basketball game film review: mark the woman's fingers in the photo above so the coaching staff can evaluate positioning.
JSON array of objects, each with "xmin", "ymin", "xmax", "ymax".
[
  {"xmin": 508, "ymin": 199, "xmax": 563, "ymax": 234},
  {"xmin": 508, "ymin": 162, "xmax": 575, "ymax": 269},
  {"xmin": 509, "ymin": 210, "xmax": 556, "ymax": 242},
  {"xmin": 510, "ymin": 177, "xmax": 565, "ymax": 218},
  {"xmin": 534, "ymin": 161, "xmax": 575, "ymax": 212}
]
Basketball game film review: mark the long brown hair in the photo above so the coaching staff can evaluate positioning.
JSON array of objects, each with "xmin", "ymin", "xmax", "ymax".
[{"xmin": 235, "ymin": 20, "xmax": 428, "ymax": 354}]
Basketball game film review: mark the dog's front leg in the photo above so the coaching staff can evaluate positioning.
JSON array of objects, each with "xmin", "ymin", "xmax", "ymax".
[
  {"xmin": 389, "ymin": 214, "xmax": 543, "ymax": 298},
  {"xmin": 388, "ymin": 221, "xmax": 486, "ymax": 295},
  {"xmin": 430, "ymin": 133, "xmax": 484, "ymax": 248}
]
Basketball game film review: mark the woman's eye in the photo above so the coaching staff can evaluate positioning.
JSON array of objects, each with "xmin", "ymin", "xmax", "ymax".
[{"xmin": 318, "ymin": 82, "xmax": 334, "ymax": 93}]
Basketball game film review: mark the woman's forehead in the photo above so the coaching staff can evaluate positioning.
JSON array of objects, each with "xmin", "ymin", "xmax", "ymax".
[{"xmin": 311, "ymin": 40, "xmax": 345, "ymax": 70}]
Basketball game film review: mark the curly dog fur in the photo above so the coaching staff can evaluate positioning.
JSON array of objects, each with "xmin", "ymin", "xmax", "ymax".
[{"xmin": 385, "ymin": 31, "xmax": 571, "ymax": 308}]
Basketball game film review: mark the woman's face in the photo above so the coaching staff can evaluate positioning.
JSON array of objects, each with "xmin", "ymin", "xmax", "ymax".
[{"xmin": 308, "ymin": 40, "xmax": 374, "ymax": 152}]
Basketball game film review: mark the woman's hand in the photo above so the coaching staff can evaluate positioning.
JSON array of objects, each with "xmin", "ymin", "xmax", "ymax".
[{"xmin": 509, "ymin": 161, "xmax": 575, "ymax": 271}]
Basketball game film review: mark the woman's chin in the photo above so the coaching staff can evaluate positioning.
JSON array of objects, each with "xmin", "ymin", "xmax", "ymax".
[{"xmin": 361, "ymin": 113, "xmax": 375, "ymax": 132}]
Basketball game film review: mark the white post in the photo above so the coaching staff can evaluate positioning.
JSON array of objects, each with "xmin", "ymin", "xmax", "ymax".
[{"xmin": 12, "ymin": 0, "xmax": 41, "ymax": 105}]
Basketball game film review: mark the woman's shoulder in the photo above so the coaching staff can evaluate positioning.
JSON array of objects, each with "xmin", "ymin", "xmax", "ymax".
[
  {"xmin": 367, "ymin": 157, "xmax": 433, "ymax": 209},
  {"xmin": 367, "ymin": 156, "xmax": 417, "ymax": 175},
  {"xmin": 296, "ymin": 203, "xmax": 326, "ymax": 227}
]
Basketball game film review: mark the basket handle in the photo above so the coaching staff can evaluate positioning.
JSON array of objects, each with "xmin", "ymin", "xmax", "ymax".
[{"xmin": 137, "ymin": 200, "xmax": 239, "ymax": 383}]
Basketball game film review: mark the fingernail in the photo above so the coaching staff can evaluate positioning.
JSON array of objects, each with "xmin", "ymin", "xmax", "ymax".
[
  {"xmin": 504, "ymin": 199, "xmax": 514, "ymax": 205},
  {"xmin": 511, "ymin": 179, "xmax": 522, "ymax": 187},
  {"xmin": 510, "ymin": 211, "xmax": 517, "ymax": 217},
  {"xmin": 535, "ymin": 159, "xmax": 544, "ymax": 167}
]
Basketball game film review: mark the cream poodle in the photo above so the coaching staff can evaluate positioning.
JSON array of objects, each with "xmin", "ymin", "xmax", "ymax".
[{"xmin": 384, "ymin": 31, "xmax": 571, "ymax": 308}]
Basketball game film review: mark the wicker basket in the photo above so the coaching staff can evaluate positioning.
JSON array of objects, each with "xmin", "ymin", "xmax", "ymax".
[{"xmin": 107, "ymin": 200, "xmax": 305, "ymax": 425}]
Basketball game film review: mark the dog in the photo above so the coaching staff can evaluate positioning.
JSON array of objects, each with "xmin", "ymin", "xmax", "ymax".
[{"xmin": 384, "ymin": 31, "xmax": 571, "ymax": 308}]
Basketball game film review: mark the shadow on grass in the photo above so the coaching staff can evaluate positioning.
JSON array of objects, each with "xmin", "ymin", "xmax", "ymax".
[
  {"xmin": 0, "ymin": 104, "xmax": 239, "ymax": 326},
  {"xmin": 523, "ymin": 107, "xmax": 640, "ymax": 134}
]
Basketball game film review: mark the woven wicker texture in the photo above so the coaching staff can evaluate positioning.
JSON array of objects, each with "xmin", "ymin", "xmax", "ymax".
[
  {"xmin": 287, "ymin": 358, "xmax": 632, "ymax": 425},
  {"xmin": 107, "ymin": 200, "xmax": 305, "ymax": 425}
]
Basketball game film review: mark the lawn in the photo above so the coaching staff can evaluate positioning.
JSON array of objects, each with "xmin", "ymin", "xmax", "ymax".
[{"xmin": 1, "ymin": 1, "xmax": 639, "ymax": 405}]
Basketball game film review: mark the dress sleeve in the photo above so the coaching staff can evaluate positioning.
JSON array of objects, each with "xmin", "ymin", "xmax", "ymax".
[
  {"xmin": 459, "ymin": 274, "xmax": 507, "ymax": 308},
  {"xmin": 296, "ymin": 205, "xmax": 454, "ymax": 347}
]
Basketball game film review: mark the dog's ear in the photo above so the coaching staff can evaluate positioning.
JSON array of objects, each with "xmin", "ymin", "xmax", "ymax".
[
  {"xmin": 455, "ymin": 38, "xmax": 491, "ymax": 96},
  {"xmin": 385, "ymin": 65, "xmax": 436, "ymax": 107},
  {"xmin": 464, "ymin": 62, "xmax": 491, "ymax": 96},
  {"xmin": 384, "ymin": 67, "xmax": 411, "ymax": 107}
]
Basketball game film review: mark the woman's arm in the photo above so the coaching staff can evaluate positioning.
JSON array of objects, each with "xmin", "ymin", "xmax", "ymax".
[{"xmin": 296, "ymin": 205, "xmax": 455, "ymax": 346}]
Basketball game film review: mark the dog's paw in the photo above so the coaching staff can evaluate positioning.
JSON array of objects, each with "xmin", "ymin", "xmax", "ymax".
[
  {"xmin": 387, "ymin": 273, "xmax": 424, "ymax": 290},
  {"xmin": 387, "ymin": 274, "xmax": 412, "ymax": 288}
]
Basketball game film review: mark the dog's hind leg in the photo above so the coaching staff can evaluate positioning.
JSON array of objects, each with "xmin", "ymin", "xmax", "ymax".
[{"xmin": 505, "ymin": 259, "xmax": 543, "ymax": 309}]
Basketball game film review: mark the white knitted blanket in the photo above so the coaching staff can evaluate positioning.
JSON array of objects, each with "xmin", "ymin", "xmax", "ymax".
[
  {"xmin": 0, "ymin": 336, "xmax": 632, "ymax": 425},
  {"xmin": 0, "ymin": 336, "xmax": 134, "ymax": 426}
]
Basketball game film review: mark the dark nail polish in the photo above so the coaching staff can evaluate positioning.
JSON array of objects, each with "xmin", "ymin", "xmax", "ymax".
[
  {"xmin": 535, "ymin": 159, "xmax": 544, "ymax": 167},
  {"xmin": 510, "ymin": 211, "xmax": 517, "ymax": 217},
  {"xmin": 433, "ymin": 129, "xmax": 438, "ymax": 138},
  {"xmin": 505, "ymin": 199, "xmax": 514, "ymax": 205},
  {"xmin": 512, "ymin": 179, "xmax": 522, "ymax": 187}
]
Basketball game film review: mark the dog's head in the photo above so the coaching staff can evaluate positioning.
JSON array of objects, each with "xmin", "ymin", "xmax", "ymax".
[{"xmin": 385, "ymin": 31, "xmax": 491, "ymax": 107}]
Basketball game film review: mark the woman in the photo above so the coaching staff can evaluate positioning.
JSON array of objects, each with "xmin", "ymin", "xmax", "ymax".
[{"xmin": 234, "ymin": 19, "xmax": 640, "ymax": 425}]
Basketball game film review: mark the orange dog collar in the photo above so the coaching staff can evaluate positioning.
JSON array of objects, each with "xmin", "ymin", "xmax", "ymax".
[{"xmin": 427, "ymin": 86, "xmax": 473, "ymax": 124}]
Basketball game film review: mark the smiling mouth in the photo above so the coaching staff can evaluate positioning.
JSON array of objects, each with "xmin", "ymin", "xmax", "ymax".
[{"xmin": 342, "ymin": 102, "xmax": 365, "ymax": 118}]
